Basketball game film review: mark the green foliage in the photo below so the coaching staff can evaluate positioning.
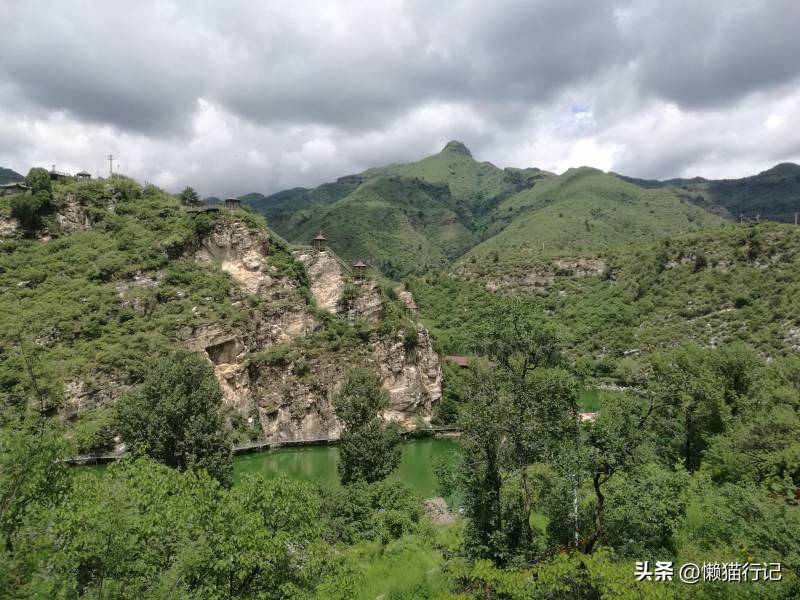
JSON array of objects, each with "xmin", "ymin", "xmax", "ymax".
[
  {"xmin": 0, "ymin": 178, "xmax": 249, "ymax": 409},
  {"xmin": 116, "ymin": 350, "xmax": 233, "ymax": 485},
  {"xmin": 10, "ymin": 190, "xmax": 52, "ymax": 231},
  {"xmin": 24, "ymin": 167, "xmax": 51, "ymax": 195},
  {"xmin": 71, "ymin": 407, "xmax": 116, "ymax": 455},
  {"xmin": 322, "ymin": 480, "xmax": 424, "ymax": 545},
  {"xmin": 333, "ymin": 368, "xmax": 402, "ymax": 484},
  {"xmin": 179, "ymin": 185, "xmax": 200, "ymax": 206}
]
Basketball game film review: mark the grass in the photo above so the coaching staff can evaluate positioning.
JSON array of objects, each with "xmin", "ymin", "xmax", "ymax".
[{"xmin": 345, "ymin": 523, "xmax": 462, "ymax": 600}]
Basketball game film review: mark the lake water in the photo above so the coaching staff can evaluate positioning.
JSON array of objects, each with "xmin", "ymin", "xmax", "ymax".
[{"xmin": 234, "ymin": 437, "xmax": 462, "ymax": 497}]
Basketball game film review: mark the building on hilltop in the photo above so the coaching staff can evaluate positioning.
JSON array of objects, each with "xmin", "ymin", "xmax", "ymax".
[
  {"xmin": 75, "ymin": 170, "xmax": 92, "ymax": 180},
  {"xmin": 48, "ymin": 165, "xmax": 71, "ymax": 181},
  {"xmin": 224, "ymin": 197, "xmax": 241, "ymax": 210},
  {"xmin": 353, "ymin": 259, "xmax": 367, "ymax": 280},
  {"xmin": 0, "ymin": 182, "xmax": 30, "ymax": 196},
  {"xmin": 312, "ymin": 231, "xmax": 328, "ymax": 250}
]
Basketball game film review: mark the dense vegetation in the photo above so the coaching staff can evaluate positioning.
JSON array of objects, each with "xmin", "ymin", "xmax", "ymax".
[
  {"xmin": 3, "ymin": 152, "xmax": 800, "ymax": 597},
  {"xmin": 411, "ymin": 222, "xmax": 800, "ymax": 383},
  {"xmin": 621, "ymin": 162, "xmax": 800, "ymax": 223}
]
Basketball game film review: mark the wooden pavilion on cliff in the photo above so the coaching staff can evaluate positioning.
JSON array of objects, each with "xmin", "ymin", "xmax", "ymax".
[
  {"xmin": 312, "ymin": 231, "xmax": 328, "ymax": 250},
  {"xmin": 224, "ymin": 197, "xmax": 241, "ymax": 210},
  {"xmin": 352, "ymin": 259, "xmax": 367, "ymax": 280}
]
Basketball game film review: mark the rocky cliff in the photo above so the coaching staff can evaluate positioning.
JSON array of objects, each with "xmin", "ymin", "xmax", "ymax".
[{"xmin": 186, "ymin": 221, "xmax": 441, "ymax": 442}]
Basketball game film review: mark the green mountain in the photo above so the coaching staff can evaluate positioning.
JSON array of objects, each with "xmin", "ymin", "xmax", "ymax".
[
  {"xmin": 0, "ymin": 166, "xmax": 24, "ymax": 184},
  {"xmin": 411, "ymin": 221, "xmax": 800, "ymax": 374},
  {"xmin": 618, "ymin": 162, "xmax": 800, "ymax": 223},
  {"xmin": 243, "ymin": 142, "xmax": 552, "ymax": 277},
  {"xmin": 459, "ymin": 167, "xmax": 726, "ymax": 277}
]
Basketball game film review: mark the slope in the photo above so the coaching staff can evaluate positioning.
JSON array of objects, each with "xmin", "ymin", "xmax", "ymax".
[
  {"xmin": 618, "ymin": 162, "xmax": 800, "ymax": 223},
  {"xmin": 0, "ymin": 166, "xmax": 24, "ymax": 184},
  {"xmin": 284, "ymin": 175, "xmax": 472, "ymax": 278},
  {"xmin": 459, "ymin": 167, "xmax": 726, "ymax": 278},
  {"xmin": 410, "ymin": 221, "xmax": 800, "ymax": 377}
]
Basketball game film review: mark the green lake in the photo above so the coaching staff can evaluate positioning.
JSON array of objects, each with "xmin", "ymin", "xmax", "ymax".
[{"xmin": 234, "ymin": 437, "xmax": 462, "ymax": 497}]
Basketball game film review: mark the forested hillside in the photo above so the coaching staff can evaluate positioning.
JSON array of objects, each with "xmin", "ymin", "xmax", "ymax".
[
  {"xmin": 2, "ymin": 165, "xmax": 799, "ymax": 598},
  {"xmin": 620, "ymin": 162, "xmax": 800, "ymax": 223},
  {"xmin": 245, "ymin": 144, "xmax": 741, "ymax": 280}
]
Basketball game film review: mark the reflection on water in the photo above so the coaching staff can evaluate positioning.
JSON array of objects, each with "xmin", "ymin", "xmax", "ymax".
[{"xmin": 234, "ymin": 437, "xmax": 462, "ymax": 498}]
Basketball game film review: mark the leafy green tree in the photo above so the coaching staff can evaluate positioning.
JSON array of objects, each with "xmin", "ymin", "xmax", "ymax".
[
  {"xmin": 580, "ymin": 393, "xmax": 653, "ymax": 554},
  {"xmin": 179, "ymin": 186, "xmax": 200, "ymax": 206},
  {"xmin": 648, "ymin": 344, "xmax": 726, "ymax": 472},
  {"xmin": 116, "ymin": 350, "xmax": 233, "ymax": 485},
  {"xmin": 24, "ymin": 167, "xmax": 51, "ymax": 195},
  {"xmin": 333, "ymin": 368, "xmax": 401, "ymax": 484},
  {"xmin": 10, "ymin": 194, "xmax": 53, "ymax": 233}
]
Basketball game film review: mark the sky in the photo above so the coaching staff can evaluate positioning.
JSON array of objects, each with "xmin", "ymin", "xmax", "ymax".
[{"xmin": 1, "ymin": 0, "xmax": 799, "ymax": 198}]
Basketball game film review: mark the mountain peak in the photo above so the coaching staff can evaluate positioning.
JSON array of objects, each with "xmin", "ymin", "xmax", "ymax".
[
  {"xmin": 758, "ymin": 162, "xmax": 800, "ymax": 177},
  {"xmin": 442, "ymin": 140, "xmax": 472, "ymax": 157}
]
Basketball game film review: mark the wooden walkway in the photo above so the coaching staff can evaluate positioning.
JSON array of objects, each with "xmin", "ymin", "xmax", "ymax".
[{"xmin": 65, "ymin": 427, "xmax": 461, "ymax": 465}]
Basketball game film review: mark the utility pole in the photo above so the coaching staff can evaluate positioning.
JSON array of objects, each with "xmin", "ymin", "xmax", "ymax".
[
  {"xmin": 756, "ymin": 214, "xmax": 760, "ymax": 223},
  {"xmin": 739, "ymin": 213, "xmax": 743, "ymax": 224},
  {"xmin": 795, "ymin": 212, "xmax": 798, "ymax": 226},
  {"xmin": 108, "ymin": 154, "xmax": 114, "ymax": 178}
]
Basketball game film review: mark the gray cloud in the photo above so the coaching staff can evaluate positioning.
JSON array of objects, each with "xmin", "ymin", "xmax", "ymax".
[{"xmin": 0, "ymin": 0, "xmax": 799, "ymax": 196}]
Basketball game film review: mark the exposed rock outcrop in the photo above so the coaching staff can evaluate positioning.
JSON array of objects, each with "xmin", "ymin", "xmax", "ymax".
[
  {"xmin": 484, "ymin": 257, "xmax": 608, "ymax": 292},
  {"xmin": 251, "ymin": 325, "xmax": 442, "ymax": 442},
  {"xmin": 194, "ymin": 219, "xmax": 271, "ymax": 294},
  {"xmin": 0, "ymin": 215, "xmax": 18, "ymax": 237},
  {"xmin": 373, "ymin": 326, "xmax": 441, "ymax": 427},
  {"xmin": 347, "ymin": 281, "xmax": 382, "ymax": 322},
  {"xmin": 55, "ymin": 194, "xmax": 92, "ymax": 233},
  {"xmin": 293, "ymin": 248, "xmax": 345, "ymax": 312}
]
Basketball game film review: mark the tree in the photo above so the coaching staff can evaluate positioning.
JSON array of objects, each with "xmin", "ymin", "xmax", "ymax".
[
  {"xmin": 648, "ymin": 344, "xmax": 727, "ymax": 472},
  {"xmin": 332, "ymin": 368, "xmax": 401, "ymax": 484},
  {"xmin": 24, "ymin": 167, "xmax": 51, "ymax": 195},
  {"xmin": 116, "ymin": 350, "xmax": 233, "ymax": 485},
  {"xmin": 179, "ymin": 186, "xmax": 201, "ymax": 206}
]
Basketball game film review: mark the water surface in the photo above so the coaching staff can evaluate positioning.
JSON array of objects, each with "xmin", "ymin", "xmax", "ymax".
[{"xmin": 234, "ymin": 437, "xmax": 462, "ymax": 497}]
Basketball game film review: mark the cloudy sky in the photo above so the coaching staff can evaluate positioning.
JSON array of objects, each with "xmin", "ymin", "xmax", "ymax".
[{"xmin": 1, "ymin": 0, "xmax": 799, "ymax": 197}]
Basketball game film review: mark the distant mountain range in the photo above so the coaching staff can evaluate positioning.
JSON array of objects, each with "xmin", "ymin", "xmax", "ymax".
[
  {"xmin": 0, "ymin": 167, "xmax": 24, "ymax": 184},
  {"xmin": 243, "ymin": 142, "xmax": 800, "ymax": 278}
]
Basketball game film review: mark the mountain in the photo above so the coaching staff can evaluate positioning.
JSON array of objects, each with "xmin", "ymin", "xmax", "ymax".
[
  {"xmin": 617, "ymin": 162, "xmax": 800, "ymax": 223},
  {"xmin": 411, "ymin": 221, "xmax": 800, "ymax": 374},
  {"xmin": 241, "ymin": 141, "xmax": 551, "ymax": 277},
  {"xmin": 0, "ymin": 175, "xmax": 441, "ymax": 451},
  {"xmin": 0, "ymin": 166, "xmax": 24, "ymax": 184},
  {"xmin": 242, "ymin": 142, "xmax": 553, "ymax": 278},
  {"xmin": 459, "ymin": 166, "xmax": 726, "ymax": 277}
]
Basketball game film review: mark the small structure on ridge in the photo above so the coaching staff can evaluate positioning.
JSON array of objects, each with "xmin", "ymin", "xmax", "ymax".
[
  {"xmin": 353, "ymin": 259, "xmax": 367, "ymax": 280},
  {"xmin": 312, "ymin": 231, "xmax": 328, "ymax": 250},
  {"xmin": 224, "ymin": 197, "xmax": 241, "ymax": 210}
]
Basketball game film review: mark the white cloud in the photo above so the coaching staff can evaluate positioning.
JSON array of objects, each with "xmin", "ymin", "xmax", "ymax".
[{"xmin": 0, "ymin": 0, "xmax": 799, "ymax": 194}]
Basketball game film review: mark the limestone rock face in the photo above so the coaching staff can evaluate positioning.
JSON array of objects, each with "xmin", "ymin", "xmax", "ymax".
[
  {"xmin": 0, "ymin": 215, "xmax": 19, "ymax": 237},
  {"xmin": 373, "ymin": 326, "xmax": 442, "ymax": 427},
  {"xmin": 63, "ymin": 377, "xmax": 130, "ymax": 420},
  {"xmin": 481, "ymin": 257, "xmax": 608, "ymax": 292},
  {"xmin": 74, "ymin": 216, "xmax": 442, "ymax": 445},
  {"xmin": 186, "ymin": 325, "xmax": 252, "ymax": 411},
  {"xmin": 254, "ymin": 361, "xmax": 344, "ymax": 442},
  {"xmin": 194, "ymin": 219, "xmax": 270, "ymax": 294},
  {"xmin": 55, "ymin": 194, "xmax": 92, "ymax": 233},
  {"xmin": 250, "ymin": 323, "xmax": 443, "ymax": 442},
  {"xmin": 293, "ymin": 249, "xmax": 344, "ymax": 312},
  {"xmin": 348, "ymin": 281, "xmax": 382, "ymax": 322}
]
